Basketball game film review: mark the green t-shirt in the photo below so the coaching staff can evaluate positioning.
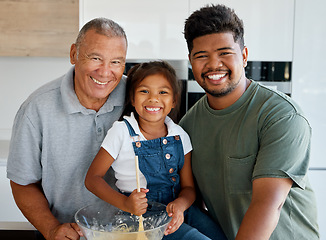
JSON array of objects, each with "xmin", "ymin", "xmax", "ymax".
[{"xmin": 180, "ymin": 80, "xmax": 319, "ymax": 240}]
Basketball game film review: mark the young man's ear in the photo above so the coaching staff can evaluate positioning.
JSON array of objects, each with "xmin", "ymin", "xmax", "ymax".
[{"xmin": 242, "ymin": 46, "xmax": 248, "ymax": 68}]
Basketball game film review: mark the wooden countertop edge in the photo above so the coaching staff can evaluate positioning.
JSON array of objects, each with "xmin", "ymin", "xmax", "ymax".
[{"xmin": 0, "ymin": 221, "xmax": 35, "ymax": 230}]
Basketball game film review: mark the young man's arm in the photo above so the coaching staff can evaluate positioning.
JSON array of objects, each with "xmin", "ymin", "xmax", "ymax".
[{"xmin": 235, "ymin": 177, "xmax": 293, "ymax": 240}]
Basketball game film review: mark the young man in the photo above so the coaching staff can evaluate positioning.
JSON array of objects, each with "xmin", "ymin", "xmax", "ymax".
[
  {"xmin": 180, "ymin": 4, "xmax": 319, "ymax": 240},
  {"xmin": 7, "ymin": 18, "xmax": 127, "ymax": 240}
]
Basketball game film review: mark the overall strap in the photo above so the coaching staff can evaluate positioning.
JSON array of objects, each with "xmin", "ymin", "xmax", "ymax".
[{"xmin": 123, "ymin": 119, "xmax": 139, "ymax": 137}]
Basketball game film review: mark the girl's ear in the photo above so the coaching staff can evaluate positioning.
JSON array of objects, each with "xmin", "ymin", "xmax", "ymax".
[
  {"xmin": 172, "ymin": 100, "xmax": 176, "ymax": 109},
  {"xmin": 170, "ymin": 97, "xmax": 177, "ymax": 110}
]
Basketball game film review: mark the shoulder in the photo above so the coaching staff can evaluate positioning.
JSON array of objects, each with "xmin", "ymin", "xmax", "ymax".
[
  {"xmin": 19, "ymin": 68, "xmax": 74, "ymax": 113},
  {"xmin": 166, "ymin": 117, "xmax": 191, "ymax": 144},
  {"xmin": 253, "ymin": 82, "xmax": 309, "ymax": 126},
  {"xmin": 179, "ymin": 96, "xmax": 206, "ymax": 131},
  {"xmin": 109, "ymin": 119, "xmax": 129, "ymax": 133},
  {"xmin": 114, "ymin": 75, "xmax": 127, "ymax": 93},
  {"xmin": 13, "ymin": 67, "xmax": 76, "ymax": 128},
  {"xmin": 26, "ymin": 78, "xmax": 62, "ymax": 104},
  {"xmin": 102, "ymin": 120, "xmax": 130, "ymax": 147},
  {"xmin": 166, "ymin": 117, "xmax": 186, "ymax": 135},
  {"xmin": 16, "ymin": 77, "xmax": 63, "ymax": 119},
  {"xmin": 121, "ymin": 74, "xmax": 127, "ymax": 83},
  {"xmin": 254, "ymin": 81, "xmax": 302, "ymax": 113}
]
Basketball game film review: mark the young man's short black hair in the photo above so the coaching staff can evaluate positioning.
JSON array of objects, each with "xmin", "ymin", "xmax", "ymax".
[{"xmin": 184, "ymin": 4, "xmax": 245, "ymax": 53}]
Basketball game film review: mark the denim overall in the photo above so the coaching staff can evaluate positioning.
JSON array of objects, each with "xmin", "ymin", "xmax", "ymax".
[
  {"xmin": 124, "ymin": 119, "xmax": 183, "ymax": 205},
  {"xmin": 123, "ymin": 119, "xmax": 227, "ymax": 240}
]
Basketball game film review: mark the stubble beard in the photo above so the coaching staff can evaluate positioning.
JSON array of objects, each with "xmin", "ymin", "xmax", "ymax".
[{"xmin": 199, "ymin": 73, "xmax": 240, "ymax": 98}]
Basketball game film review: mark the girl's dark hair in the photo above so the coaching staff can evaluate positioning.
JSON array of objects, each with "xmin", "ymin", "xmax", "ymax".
[
  {"xmin": 119, "ymin": 61, "xmax": 181, "ymax": 122},
  {"xmin": 184, "ymin": 4, "xmax": 245, "ymax": 53}
]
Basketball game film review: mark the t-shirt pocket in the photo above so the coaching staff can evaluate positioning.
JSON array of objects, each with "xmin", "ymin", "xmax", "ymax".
[{"xmin": 227, "ymin": 154, "xmax": 256, "ymax": 194}]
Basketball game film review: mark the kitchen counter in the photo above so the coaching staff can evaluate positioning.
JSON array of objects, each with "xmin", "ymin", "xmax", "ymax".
[{"xmin": 0, "ymin": 222, "xmax": 35, "ymax": 231}]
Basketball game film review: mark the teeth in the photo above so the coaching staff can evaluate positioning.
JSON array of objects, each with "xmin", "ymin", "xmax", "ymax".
[
  {"xmin": 207, "ymin": 73, "xmax": 226, "ymax": 80},
  {"xmin": 90, "ymin": 76, "xmax": 108, "ymax": 85},
  {"xmin": 146, "ymin": 107, "xmax": 160, "ymax": 112}
]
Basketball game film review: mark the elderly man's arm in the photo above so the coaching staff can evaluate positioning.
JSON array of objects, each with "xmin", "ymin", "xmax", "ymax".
[
  {"xmin": 235, "ymin": 177, "xmax": 293, "ymax": 240},
  {"xmin": 10, "ymin": 181, "xmax": 83, "ymax": 240}
]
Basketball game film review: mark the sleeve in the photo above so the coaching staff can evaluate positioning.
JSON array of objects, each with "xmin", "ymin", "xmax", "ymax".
[
  {"xmin": 101, "ymin": 121, "xmax": 127, "ymax": 159},
  {"xmin": 253, "ymin": 113, "xmax": 311, "ymax": 189},
  {"xmin": 179, "ymin": 127, "xmax": 193, "ymax": 155},
  {"xmin": 7, "ymin": 106, "xmax": 42, "ymax": 185}
]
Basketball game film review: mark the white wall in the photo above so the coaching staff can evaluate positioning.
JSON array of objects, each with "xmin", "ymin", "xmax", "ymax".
[{"xmin": 0, "ymin": 57, "xmax": 72, "ymax": 140}]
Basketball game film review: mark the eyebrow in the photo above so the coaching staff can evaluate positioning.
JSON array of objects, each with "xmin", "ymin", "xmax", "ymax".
[
  {"xmin": 85, "ymin": 52, "xmax": 101, "ymax": 58},
  {"xmin": 137, "ymin": 84, "xmax": 172, "ymax": 89},
  {"xmin": 85, "ymin": 53, "xmax": 125, "ymax": 61},
  {"xmin": 192, "ymin": 47, "xmax": 235, "ymax": 57},
  {"xmin": 137, "ymin": 83, "xmax": 173, "ymax": 90}
]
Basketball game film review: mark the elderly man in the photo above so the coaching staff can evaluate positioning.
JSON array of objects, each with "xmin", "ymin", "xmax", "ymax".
[{"xmin": 7, "ymin": 18, "xmax": 127, "ymax": 240}]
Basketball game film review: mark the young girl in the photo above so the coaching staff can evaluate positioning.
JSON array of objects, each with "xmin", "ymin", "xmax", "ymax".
[{"xmin": 85, "ymin": 61, "xmax": 226, "ymax": 240}]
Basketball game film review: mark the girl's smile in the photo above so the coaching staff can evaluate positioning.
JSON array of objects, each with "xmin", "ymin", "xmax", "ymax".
[{"xmin": 145, "ymin": 106, "xmax": 161, "ymax": 112}]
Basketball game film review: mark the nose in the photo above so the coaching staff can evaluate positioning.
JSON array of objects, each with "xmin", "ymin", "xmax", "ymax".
[
  {"xmin": 97, "ymin": 62, "xmax": 113, "ymax": 78},
  {"xmin": 148, "ymin": 92, "xmax": 159, "ymax": 102},
  {"xmin": 206, "ymin": 55, "xmax": 223, "ymax": 70}
]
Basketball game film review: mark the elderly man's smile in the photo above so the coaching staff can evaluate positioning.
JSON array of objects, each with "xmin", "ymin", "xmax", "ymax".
[{"xmin": 90, "ymin": 76, "xmax": 109, "ymax": 85}]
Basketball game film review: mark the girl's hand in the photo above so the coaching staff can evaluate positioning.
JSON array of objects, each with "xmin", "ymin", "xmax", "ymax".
[
  {"xmin": 124, "ymin": 188, "xmax": 149, "ymax": 216},
  {"xmin": 165, "ymin": 201, "xmax": 185, "ymax": 235}
]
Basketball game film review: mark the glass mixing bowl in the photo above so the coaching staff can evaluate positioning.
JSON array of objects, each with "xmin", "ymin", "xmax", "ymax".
[{"xmin": 75, "ymin": 201, "xmax": 171, "ymax": 240}]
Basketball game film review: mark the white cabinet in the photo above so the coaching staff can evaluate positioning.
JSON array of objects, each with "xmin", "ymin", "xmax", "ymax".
[
  {"xmin": 81, "ymin": 0, "xmax": 294, "ymax": 61},
  {"xmin": 189, "ymin": 0, "xmax": 295, "ymax": 61},
  {"xmin": 292, "ymin": 0, "xmax": 326, "ymax": 238},
  {"xmin": 292, "ymin": 0, "xmax": 326, "ymax": 169},
  {"xmin": 81, "ymin": 0, "xmax": 189, "ymax": 60}
]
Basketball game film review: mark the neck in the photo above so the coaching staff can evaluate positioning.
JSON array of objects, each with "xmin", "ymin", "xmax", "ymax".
[
  {"xmin": 76, "ymin": 95, "xmax": 107, "ymax": 112},
  {"xmin": 207, "ymin": 77, "xmax": 251, "ymax": 110},
  {"xmin": 138, "ymin": 120, "xmax": 167, "ymax": 140}
]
